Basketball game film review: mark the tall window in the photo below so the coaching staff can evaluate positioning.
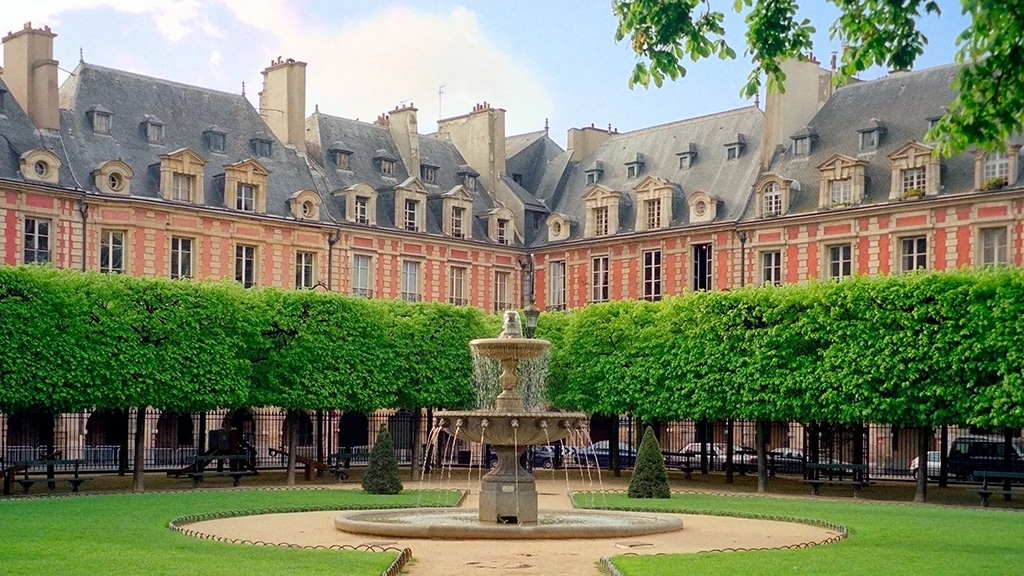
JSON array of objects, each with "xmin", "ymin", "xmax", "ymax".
[
  {"xmin": 401, "ymin": 261, "xmax": 421, "ymax": 302},
  {"xmin": 646, "ymin": 199, "xmax": 662, "ymax": 230},
  {"xmin": 761, "ymin": 251, "xmax": 781, "ymax": 286},
  {"xmin": 983, "ymin": 150, "xmax": 1009, "ymax": 183},
  {"xmin": 901, "ymin": 236, "xmax": 928, "ymax": 272},
  {"xmin": 549, "ymin": 260, "xmax": 566, "ymax": 311},
  {"xmin": 23, "ymin": 217, "xmax": 51, "ymax": 264},
  {"xmin": 352, "ymin": 254, "xmax": 372, "ymax": 297},
  {"xmin": 295, "ymin": 251, "xmax": 315, "ymax": 289},
  {"xmin": 236, "ymin": 183, "xmax": 255, "ymax": 212},
  {"xmin": 762, "ymin": 182, "xmax": 782, "ymax": 217},
  {"xmin": 354, "ymin": 196, "xmax": 369, "ymax": 224},
  {"xmin": 830, "ymin": 179, "xmax": 852, "ymax": 206},
  {"xmin": 235, "ymin": 245, "xmax": 256, "ymax": 288},
  {"xmin": 692, "ymin": 243, "xmax": 712, "ymax": 291},
  {"xmin": 448, "ymin": 266, "xmax": 467, "ymax": 305},
  {"xmin": 100, "ymin": 230, "xmax": 125, "ymax": 274},
  {"xmin": 828, "ymin": 244, "xmax": 852, "ymax": 280},
  {"xmin": 497, "ymin": 219, "xmax": 510, "ymax": 245},
  {"xmin": 404, "ymin": 199, "xmax": 418, "ymax": 231},
  {"xmin": 594, "ymin": 206, "xmax": 610, "ymax": 236},
  {"xmin": 494, "ymin": 271, "xmax": 511, "ymax": 312},
  {"xmin": 170, "ymin": 237, "xmax": 193, "ymax": 279},
  {"xmin": 451, "ymin": 206, "xmax": 466, "ymax": 238},
  {"xmin": 980, "ymin": 228, "xmax": 1008, "ymax": 266},
  {"xmin": 591, "ymin": 256, "xmax": 609, "ymax": 302},
  {"xmin": 643, "ymin": 250, "xmax": 662, "ymax": 301},
  {"xmin": 172, "ymin": 173, "xmax": 192, "ymax": 202},
  {"xmin": 902, "ymin": 167, "xmax": 926, "ymax": 195}
]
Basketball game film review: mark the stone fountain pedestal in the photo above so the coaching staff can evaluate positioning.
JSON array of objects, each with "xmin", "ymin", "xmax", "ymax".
[{"xmin": 479, "ymin": 445, "xmax": 537, "ymax": 524}]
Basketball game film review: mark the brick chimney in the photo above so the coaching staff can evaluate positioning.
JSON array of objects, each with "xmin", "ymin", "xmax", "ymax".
[
  {"xmin": 259, "ymin": 57, "xmax": 306, "ymax": 154},
  {"xmin": 566, "ymin": 124, "xmax": 612, "ymax": 163},
  {"xmin": 761, "ymin": 58, "xmax": 833, "ymax": 167},
  {"xmin": 388, "ymin": 103, "xmax": 420, "ymax": 179},
  {"xmin": 2, "ymin": 22, "xmax": 59, "ymax": 130},
  {"xmin": 437, "ymin": 102, "xmax": 506, "ymax": 194}
]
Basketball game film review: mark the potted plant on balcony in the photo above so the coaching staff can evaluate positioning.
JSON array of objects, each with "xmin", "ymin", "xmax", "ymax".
[
  {"xmin": 983, "ymin": 176, "xmax": 1008, "ymax": 190},
  {"xmin": 902, "ymin": 187, "xmax": 925, "ymax": 200}
]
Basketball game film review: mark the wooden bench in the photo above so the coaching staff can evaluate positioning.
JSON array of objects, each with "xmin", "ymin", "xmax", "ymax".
[
  {"xmin": 13, "ymin": 459, "xmax": 89, "ymax": 494},
  {"xmin": 971, "ymin": 471, "xmax": 1024, "ymax": 506},
  {"xmin": 187, "ymin": 454, "xmax": 256, "ymax": 488},
  {"xmin": 328, "ymin": 449, "xmax": 367, "ymax": 481},
  {"xmin": 661, "ymin": 451, "xmax": 699, "ymax": 480},
  {"xmin": 803, "ymin": 463, "xmax": 869, "ymax": 497}
]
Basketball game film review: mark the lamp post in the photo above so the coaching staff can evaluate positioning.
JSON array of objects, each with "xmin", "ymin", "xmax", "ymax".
[{"xmin": 523, "ymin": 302, "xmax": 540, "ymax": 339}]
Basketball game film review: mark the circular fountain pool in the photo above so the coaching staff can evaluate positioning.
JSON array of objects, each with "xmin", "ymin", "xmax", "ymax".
[{"xmin": 334, "ymin": 507, "xmax": 683, "ymax": 540}]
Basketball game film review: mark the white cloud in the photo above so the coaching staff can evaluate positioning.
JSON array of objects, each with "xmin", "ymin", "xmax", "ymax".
[{"xmin": 0, "ymin": 0, "xmax": 208, "ymax": 42}]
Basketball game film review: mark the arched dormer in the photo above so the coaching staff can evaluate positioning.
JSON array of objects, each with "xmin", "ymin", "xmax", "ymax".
[
  {"xmin": 973, "ymin": 143, "xmax": 1021, "ymax": 190},
  {"xmin": 441, "ymin": 184, "xmax": 474, "ymax": 239},
  {"xmin": 546, "ymin": 213, "xmax": 571, "ymax": 242},
  {"xmin": 158, "ymin": 148, "xmax": 208, "ymax": 204},
  {"xmin": 687, "ymin": 190, "xmax": 718, "ymax": 223},
  {"xmin": 333, "ymin": 182, "xmax": 377, "ymax": 225},
  {"xmin": 223, "ymin": 158, "xmax": 270, "ymax": 213},
  {"xmin": 887, "ymin": 141, "xmax": 940, "ymax": 200},
  {"xmin": 816, "ymin": 153, "xmax": 868, "ymax": 209},
  {"xmin": 632, "ymin": 175, "xmax": 674, "ymax": 231},
  {"xmin": 485, "ymin": 204, "xmax": 516, "ymax": 245},
  {"xmin": 395, "ymin": 176, "xmax": 428, "ymax": 232},
  {"xmin": 94, "ymin": 160, "xmax": 134, "ymax": 195},
  {"xmin": 19, "ymin": 149, "xmax": 61, "ymax": 185},
  {"xmin": 582, "ymin": 184, "xmax": 621, "ymax": 237},
  {"xmin": 288, "ymin": 189, "xmax": 322, "ymax": 220},
  {"xmin": 753, "ymin": 174, "xmax": 795, "ymax": 218}
]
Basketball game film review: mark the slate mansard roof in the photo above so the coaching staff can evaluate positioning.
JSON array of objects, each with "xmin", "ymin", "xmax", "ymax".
[
  {"xmin": 0, "ymin": 76, "xmax": 72, "ymax": 189},
  {"xmin": 57, "ymin": 63, "xmax": 319, "ymax": 219}
]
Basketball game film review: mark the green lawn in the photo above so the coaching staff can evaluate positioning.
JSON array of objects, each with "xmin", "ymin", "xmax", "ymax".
[
  {"xmin": 0, "ymin": 489, "xmax": 460, "ymax": 576},
  {"xmin": 576, "ymin": 492, "xmax": 1024, "ymax": 576}
]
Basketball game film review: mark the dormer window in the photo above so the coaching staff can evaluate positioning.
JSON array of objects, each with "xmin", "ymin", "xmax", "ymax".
[
  {"xmin": 546, "ymin": 213, "xmax": 571, "ymax": 242},
  {"xmin": 451, "ymin": 206, "xmax": 466, "ymax": 238},
  {"xmin": 94, "ymin": 160, "xmax": 133, "ymax": 195},
  {"xmin": 887, "ymin": 141, "xmax": 940, "ymax": 200},
  {"xmin": 222, "ymin": 158, "xmax": 269, "ymax": 213},
  {"xmin": 582, "ymin": 184, "xmax": 621, "ymax": 238},
  {"xmin": 625, "ymin": 154, "xmax": 644, "ymax": 179},
  {"xmin": 381, "ymin": 159, "xmax": 395, "ymax": 175},
  {"xmin": 983, "ymin": 150, "xmax": 1009, "ymax": 186},
  {"xmin": 927, "ymin": 116, "xmax": 941, "ymax": 131},
  {"xmin": 790, "ymin": 126, "xmax": 817, "ymax": 156},
  {"xmin": 676, "ymin": 143, "xmax": 697, "ymax": 170},
  {"xmin": 594, "ymin": 206, "xmax": 609, "ymax": 236},
  {"xmin": 354, "ymin": 196, "xmax": 369, "ymax": 224},
  {"xmin": 334, "ymin": 151, "xmax": 351, "ymax": 170},
  {"xmin": 421, "ymin": 164, "xmax": 437, "ymax": 184},
  {"xmin": 403, "ymin": 199, "xmax": 418, "ymax": 231},
  {"xmin": 762, "ymin": 182, "xmax": 782, "ymax": 217},
  {"xmin": 497, "ymin": 219, "xmax": 509, "ymax": 245},
  {"xmin": 633, "ymin": 175, "xmax": 674, "ymax": 231},
  {"xmin": 724, "ymin": 134, "xmax": 746, "ymax": 160},
  {"xmin": 974, "ymin": 144, "xmax": 1020, "ymax": 190},
  {"xmin": 158, "ymin": 148, "xmax": 207, "ymax": 204},
  {"xmin": 755, "ymin": 175, "xmax": 794, "ymax": 218},
  {"xmin": 464, "ymin": 174, "xmax": 476, "ymax": 190},
  {"xmin": 334, "ymin": 183, "xmax": 378, "ymax": 226},
  {"xmin": 236, "ymin": 183, "xmax": 255, "ymax": 211},
  {"xmin": 857, "ymin": 119, "xmax": 886, "ymax": 151},
  {"xmin": 829, "ymin": 179, "xmax": 852, "ymax": 206},
  {"xmin": 817, "ymin": 154, "xmax": 868, "ymax": 209},
  {"xmin": 442, "ymin": 184, "xmax": 474, "ymax": 239},
  {"xmin": 395, "ymin": 177, "xmax": 428, "ymax": 232},
  {"xmin": 251, "ymin": 138, "xmax": 272, "ymax": 158},
  {"xmin": 584, "ymin": 160, "xmax": 604, "ymax": 185},
  {"xmin": 374, "ymin": 149, "xmax": 398, "ymax": 176},
  {"xmin": 586, "ymin": 172, "xmax": 599, "ymax": 185},
  {"xmin": 88, "ymin": 105, "xmax": 112, "ymax": 135},
  {"xmin": 288, "ymin": 189, "xmax": 322, "ymax": 220},
  {"xmin": 205, "ymin": 126, "xmax": 227, "ymax": 153},
  {"xmin": 143, "ymin": 115, "xmax": 165, "ymax": 144},
  {"xmin": 20, "ymin": 149, "xmax": 62, "ymax": 185}
]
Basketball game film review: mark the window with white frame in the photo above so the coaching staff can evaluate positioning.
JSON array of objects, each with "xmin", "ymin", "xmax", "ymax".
[
  {"xmin": 497, "ymin": 219, "xmax": 510, "ymax": 245},
  {"xmin": 828, "ymin": 244, "xmax": 852, "ymax": 280},
  {"xmin": 334, "ymin": 151, "xmax": 350, "ymax": 170},
  {"xmin": 252, "ymin": 139, "xmax": 272, "ymax": 158},
  {"xmin": 380, "ymin": 159, "xmax": 394, "ymax": 176},
  {"xmin": 172, "ymin": 173, "xmax": 193, "ymax": 202},
  {"xmin": 643, "ymin": 250, "xmax": 662, "ymax": 301},
  {"xmin": 900, "ymin": 236, "xmax": 928, "ymax": 272},
  {"xmin": 448, "ymin": 266, "xmax": 468, "ymax": 305},
  {"xmin": 401, "ymin": 260, "xmax": 421, "ymax": 302},
  {"xmin": 236, "ymin": 183, "xmax": 255, "ymax": 212},
  {"xmin": 354, "ymin": 196, "xmax": 369, "ymax": 224},
  {"xmin": 549, "ymin": 260, "xmax": 566, "ymax": 311},
  {"xmin": 92, "ymin": 112, "xmax": 111, "ymax": 134},
  {"xmin": 464, "ymin": 175, "xmax": 477, "ymax": 190},
  {"xmin": 146, "ymin": 122, "xmax": 164, "ymax": 144},
  {"xmin": 980, "ymin": 227, "xmax": 1008, "ymax": 266},
  {"xmin": 902, "ymin": 167, "xmax": 926, "ymax": 196},
  {"xmin": 859, "ymin": 130, "xmax": 878, "ymax": 151},
  {"xmin": 295, "ymin": 251, "xmax": 315, "ymax": 289},
  {"xmin": 761, "ymin": 251, "xmax": 781, "ymax": 286},
  {"xmin": 830, "ymin": 179, "xmax": 853, "ymax": 207},
  {"xmin": 792, "ymin": 137, "xmax": 810, "ymax": 156},
  {"xmin": 235, "ymin": 244, "xmax": 257, "ymax": 288},
  {"xmin": 591, "ymin": 256, "xmax": 609, "ymax": 302},
  {"xmin": 451, "ymin": 206, "xmax": 466, "ymax": 238},
  {"xmin": 170, "ymin": 237, "xmax": 193, "ymax": 279},
  {"xmin": 352, "ymin": 254, "xmax": 372, "ymax": 297},
  {"xmin": 23, "ymin": 217, "xmax": 50, "ymax": 264},
  {"xmin": 726, "ymin": 145, "xmax": 741, "ymax": 160},
  {"xmin": 983, "ymin": 150, "xmax": 1009, "ymax": 184},
  {"xmin": 100, "ymin": 230, "xmax": 125, "ymax": 274},
  {"xmin": 646, "ymin": 199, "xmax": 662, "ymax": 230},
  {"xmin": 403, "ymin": 199, "xmax": 418, "ymax": 231},
  {"xmin": 627, "ymin": 164, "xmax": 639, "ymax": 179},
  {"xmin": 421, "ymin": 165, "xmax": 436, "ymax": 183},
  {"xmin": 493, "ymin": 271, "xmax": 511, "ymax": 312},
  {"xmin": 693, "ymin": 243, "xmax": 712, "ymax": 291},
  {"xmin": 586, "ymin": 172, "xmax": 598, "ymax": 185},
  {"xmin": 594, "ymin": 206, "xmax": 610, "ymax": 236},
  {"xmin": 762, "ymin": 182, "xmax": 782, "ymax": 217}
]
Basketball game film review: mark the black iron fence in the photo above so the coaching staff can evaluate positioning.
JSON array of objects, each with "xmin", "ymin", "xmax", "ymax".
[{"xmin": 1, "ymin": 409, "xmax": 1019, "ymax": 483}]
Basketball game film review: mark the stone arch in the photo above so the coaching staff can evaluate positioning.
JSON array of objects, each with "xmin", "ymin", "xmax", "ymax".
[{"xmin": 337, "ymin": 412, "xmax": 369, "ymax": 449}]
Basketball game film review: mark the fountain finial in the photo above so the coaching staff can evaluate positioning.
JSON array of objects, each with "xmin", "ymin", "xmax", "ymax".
[{"xmin": 498, "ymin": 310, "xmax": 523, "ymax": 338}]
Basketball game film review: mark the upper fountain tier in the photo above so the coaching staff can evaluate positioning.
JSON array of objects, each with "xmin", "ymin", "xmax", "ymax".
[{"xmin": 469, "ymin": 337, "xmax": 550, "ymax": 362}]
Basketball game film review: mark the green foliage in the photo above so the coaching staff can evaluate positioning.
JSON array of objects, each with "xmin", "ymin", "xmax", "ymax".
[
  {"xmin": 361, "ymin": 424, "xmax": 403, "ymax": 494},
  {"xmin": 628, "ymin": 426, "xmax": 670, "ymax": 498},
  {"xmin": 612, "ymin": 0, "xmax": 1021, "ymax": 154}
]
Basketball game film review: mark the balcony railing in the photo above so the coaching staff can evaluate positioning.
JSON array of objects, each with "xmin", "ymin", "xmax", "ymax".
[
  {"xmin": 351, "ymin": 287, "xmax": 374, "ymax": 298},
  {"xmin": 449, "ymin": 297, "xmax": 468, "ymax": 306},
  {"xmin": 493, "ymin": 302, "xmax": 512, "ymax": 313},
  {"xmin": 401, "ymin": 292, "xmax": 421, "ymax": 303}
]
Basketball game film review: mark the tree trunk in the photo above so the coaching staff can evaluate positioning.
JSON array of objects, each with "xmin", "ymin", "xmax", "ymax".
[
  {"xmin": 756, "ymin": 419, "xmax": 768, "ymax": 493},
  {"xmin": 725, "ymin": 419, "xmax": 734, "ymax": 484},
  {"xmin": 410, "ymin": 407, "xmax": 422, "ymax": 481},
  {"xmin": 133, "ymin": 406, "xmax": 146, "ymax": 492},
  {"xmin": 285, "ymin": 410, "xmax": 299, "ymax": 486},
  {"xmin": 610, "ymin": 415, "xmax": 621, "ymax": 477},
  {"xmin": 914, "ymin": 426, "xmax": 930, "ymax": 503}
]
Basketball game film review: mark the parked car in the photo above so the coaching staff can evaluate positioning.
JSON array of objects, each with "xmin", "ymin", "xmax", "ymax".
[
  {"xmin": 483, "ymin": 445, "xmax": 560, "ymax": 470},
  {"xmin": 910, "ymin": 450, "xmax": 941, "ymax": 480},
  {"xmin": 947, "ymin": 435, "xmax": 1024, "ymax": 480},
  {"xmin": 679, "ymin": 443, "xmax": 758, "ymax": 474},
  {"xmin": 575, "ymin": 441, "xmax": 637, "ymax": 468},
  {"xmin": 767, "ymin": 448, "xmax": 806, "ymax": 475}
]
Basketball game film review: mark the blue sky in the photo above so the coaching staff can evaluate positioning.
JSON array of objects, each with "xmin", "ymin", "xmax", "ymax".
[{"xmin": 1, "ymin": 1, "xmax": 969, "ymax": 147}]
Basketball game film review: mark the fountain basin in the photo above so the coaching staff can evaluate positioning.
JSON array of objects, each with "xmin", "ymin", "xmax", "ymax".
[
  {"xmin": 434, "ymin": 411, "xmax": 587, "ymax": 446},
  {"xmin": 470, "ymin": 337, "xmax": 550, "ymax": 361},
  {"xmin": 334, "ymin": 508, "xmax": 684, "ymax": 540}
]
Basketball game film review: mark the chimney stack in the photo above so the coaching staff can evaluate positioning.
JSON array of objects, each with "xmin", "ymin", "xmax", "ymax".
[
  {"xmin": 388, "ymin": 103, "xmax": 420, "ymax": 179},
  {"xmin": 2, "ymin": 22, "xmax": 59, "ymax": 130},
  {"xmin": 259, "ymin": 57, "xmax": 306, "ymax": 154}
]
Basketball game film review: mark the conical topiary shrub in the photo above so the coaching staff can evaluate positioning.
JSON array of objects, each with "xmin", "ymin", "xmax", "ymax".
[
  {"xmin": 628, "ymin": 426, "xmax": 670, "ymax": 498},
  {"xmin": 361, "ymin": 424, "xmax": 403, "ymax": 494}
]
